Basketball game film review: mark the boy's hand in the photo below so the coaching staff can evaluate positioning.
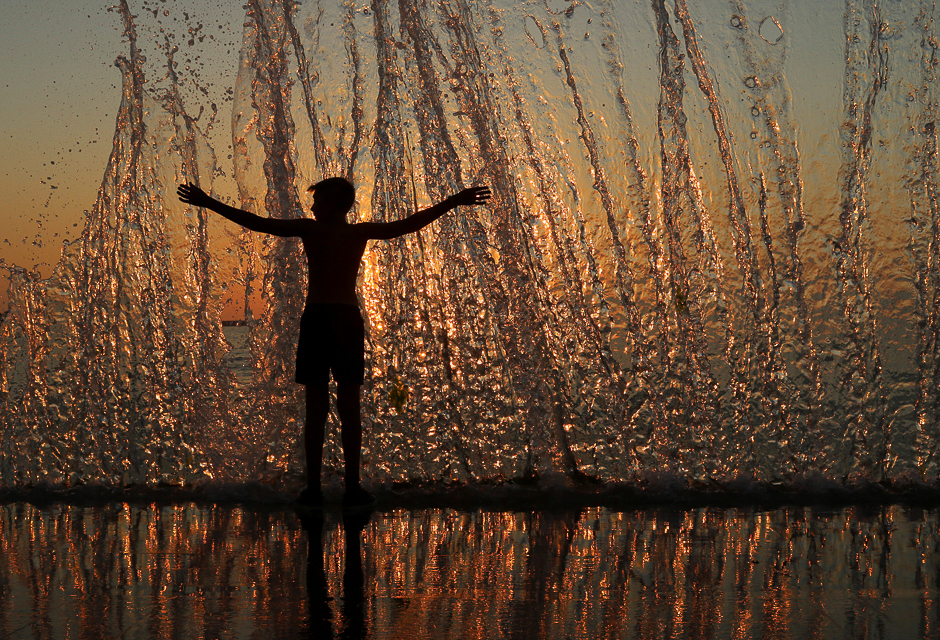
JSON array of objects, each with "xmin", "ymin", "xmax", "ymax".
[
  {"xmin": 177, "ymin": 183, "xmax": 213, "ymax": 208},
  {"xmin": 449, "ymin": 186, "xmax": 492, "ymax": 207}
]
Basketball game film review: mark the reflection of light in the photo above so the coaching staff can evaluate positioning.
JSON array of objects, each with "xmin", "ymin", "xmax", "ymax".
[{"xmin": 0, "ymin": 504, "xmax": 937, "ymax": 636}]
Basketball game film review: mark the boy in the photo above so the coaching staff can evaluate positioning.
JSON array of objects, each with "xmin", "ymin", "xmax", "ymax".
[{"xmin": 177, "ymin": 178, "xmax": 492, "ymax": 507}]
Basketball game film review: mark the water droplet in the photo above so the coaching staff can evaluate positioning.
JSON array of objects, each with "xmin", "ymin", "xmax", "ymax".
[
  {"xmin": 759, "ymin": 17, "xmax": 784, "ymax": 44},
  {"xmin": 744, "ymin": 76, "xmax": 759, "ymax": 89},
  {"xmin": 730, "ymin": 16, "xmax": 743, "ymax": 29},
  {"xmin": 525, "ymin": 16, "xmax": 545, "ymax": 48}
]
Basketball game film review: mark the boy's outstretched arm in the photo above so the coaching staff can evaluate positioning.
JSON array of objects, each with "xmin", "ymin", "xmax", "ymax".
[
  {"xmin": 361, "ymin": 186, "xmax": 491, "ymax": 240},
  {"xmin": 177, "ymin": 183, "xmax": 310, "ymax": 237}
]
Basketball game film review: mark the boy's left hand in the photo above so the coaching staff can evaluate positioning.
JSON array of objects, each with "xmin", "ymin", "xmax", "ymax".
[{"xmin": 177, "ymin": 183, "xmax": 213, "ymax": 208}]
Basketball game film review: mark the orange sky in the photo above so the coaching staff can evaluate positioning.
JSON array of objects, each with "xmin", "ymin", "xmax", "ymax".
[
  {"xmin": 2, "ymin": 1, "xmax": 847, "ymax": 323},
  {"xmin": 1, "ymin": 0, "xmax": 244, "ymax": 316},
  {"xmin": 1, "ymin": 3, "xmax": 122, "ymax": 312}
]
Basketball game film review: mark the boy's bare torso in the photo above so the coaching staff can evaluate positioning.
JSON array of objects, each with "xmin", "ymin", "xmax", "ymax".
[{"xmin": 299, "ymin": 221, "xmax": 369, "ymax": 307}]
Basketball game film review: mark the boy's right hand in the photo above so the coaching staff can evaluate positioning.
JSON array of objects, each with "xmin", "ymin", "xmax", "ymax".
[{"xmin": 450, "ymin": 186, "xmax": 492, "ymax": 207}]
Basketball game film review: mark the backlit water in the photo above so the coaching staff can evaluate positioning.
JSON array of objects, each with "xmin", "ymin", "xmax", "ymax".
[
  {"xmin": 3, "ymin": 0, "xmax": 940, "ymax": 492},
  {"xmin": 2, "ymin": 1, "xmax": 940, "ymax": 636}
]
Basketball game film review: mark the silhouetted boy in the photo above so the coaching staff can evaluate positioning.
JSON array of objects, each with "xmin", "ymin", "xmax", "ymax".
[{"xmin": 178, "ymin": 179, "xmax": 491, "ymax": 507}]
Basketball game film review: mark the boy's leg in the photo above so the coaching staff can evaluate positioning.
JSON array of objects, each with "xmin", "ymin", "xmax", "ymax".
[
  {"xmin": 304, "ymin": 382, "xmax": 330, "ymax": 492},
  {"xmin": 335, "ymin": 382, "xmax": 362, "ymax": 489}
]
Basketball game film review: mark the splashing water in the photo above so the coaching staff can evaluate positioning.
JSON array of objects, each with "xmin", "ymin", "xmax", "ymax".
[{"xmin": 2, "ymin": 0, "xmax": 939, "ymax": 496}]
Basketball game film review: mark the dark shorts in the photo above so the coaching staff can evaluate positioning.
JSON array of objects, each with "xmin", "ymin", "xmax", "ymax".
[{"xmin": 295, "ymin": 303, "xmax": 365, "ymax": 386}]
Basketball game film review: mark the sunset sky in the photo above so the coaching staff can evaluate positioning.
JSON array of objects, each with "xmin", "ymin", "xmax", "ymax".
[
  {"xmin": 1, "ymin": 1, "xmax": 122, "ymax": 311},
  {"xmin": 1, "ymin": 0, "xmax": 847, "ymax": 318},
  {"xmin": 1, "ymin": 0, "xmax": 243, "ymax": 313}
]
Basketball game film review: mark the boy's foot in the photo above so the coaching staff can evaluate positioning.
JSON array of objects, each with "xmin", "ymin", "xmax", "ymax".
[
  {"xmin": 342, "ymin": 486, "xmax": 377, "ymax": 510},
  {"xmin": 296, "ymin": 487, "xmax": 324, "ymax": 509}
]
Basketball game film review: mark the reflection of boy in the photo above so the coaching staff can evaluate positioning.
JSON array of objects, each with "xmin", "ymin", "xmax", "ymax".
[{"xmin": 177, "ymin": 179, "xmax": 491, "ymax": 506}]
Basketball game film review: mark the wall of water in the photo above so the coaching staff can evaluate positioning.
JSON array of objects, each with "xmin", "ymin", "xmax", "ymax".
[{"xmin": 1, "ymin": 0, "xmax": 939, "ymax": 493}]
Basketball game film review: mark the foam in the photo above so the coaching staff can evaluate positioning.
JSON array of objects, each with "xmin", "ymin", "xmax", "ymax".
[{"xmin": 4, "ymin": 474, "xmax": 939, "ymax": 511}]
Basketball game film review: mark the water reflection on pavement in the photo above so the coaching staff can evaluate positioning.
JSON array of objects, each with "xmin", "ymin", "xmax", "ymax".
[{"xmin": 0, "ymin": 502, "xmax": 937, "ymax": 639}]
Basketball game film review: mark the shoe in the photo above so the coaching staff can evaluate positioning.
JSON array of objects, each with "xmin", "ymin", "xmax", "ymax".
[
  {"xmin": 342, "ymin": 486, "xmax": 377, "ymax": 510},
  {"xmin": 296, "ymin": 487, "xmax": 324, "ymax": 509}
]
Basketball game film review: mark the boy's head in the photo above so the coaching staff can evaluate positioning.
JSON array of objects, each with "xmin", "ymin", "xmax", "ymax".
[{"xmin": 307, "ymin": 177, "xmax": 355, "ymax": 222}]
